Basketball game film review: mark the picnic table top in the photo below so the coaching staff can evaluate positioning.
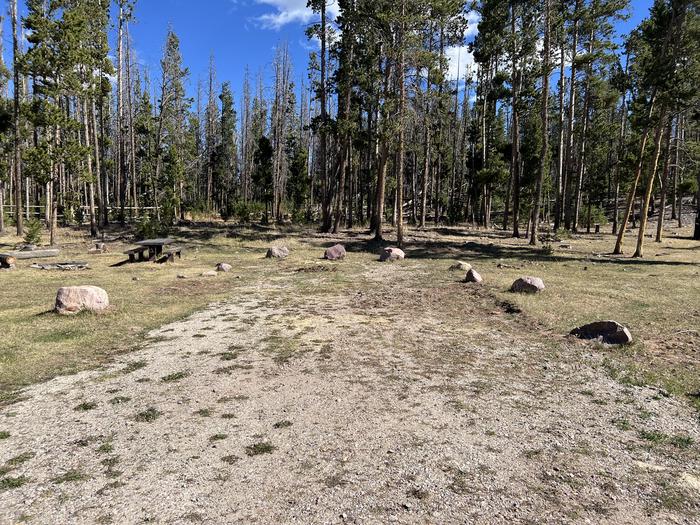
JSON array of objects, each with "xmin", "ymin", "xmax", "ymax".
[{"xmin": 135, "ymin": 238, "xmax": 175, "ymax": 247}]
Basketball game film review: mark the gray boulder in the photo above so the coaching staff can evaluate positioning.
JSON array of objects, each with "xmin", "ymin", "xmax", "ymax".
[
  {"xmin": 55, "ymin": 285, "xmax": 109, "ymax": 315},
  {"xmin": 464, "ymin": 269, "xmax": 483, "ymax": 283},
  {"xmin": 324, "ymin": 244, "xmax": 346, "ymax": 261},
  {"xmin": 266, "ymin": 246, "xmax": 290, "ymax": 258},
  {"xmin": 380, "ymin": 247, "xmax": 405, "ymax": 262},
  {"xmin": 510, "ymin": 276, "xmax": 545, "ymax": 294},
  {"xmin": 570, "ymin": 321, "xmax": 632, "ymax": 345},
  {"xmin": 449, "ymin": 261, "xmax": 472, "ymax": 272},
  {"xmin": 216, "ymin": 263, "xmax": 233, "ymax": 272}
]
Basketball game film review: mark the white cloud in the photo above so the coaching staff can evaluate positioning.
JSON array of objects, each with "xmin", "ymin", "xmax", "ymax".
[
  {"xmin": 445, "ymin": 46, "xmax": 477, "ymax": 82},
  {"xmin": 254, "ymin": 0, "xmax": 340, "ymax": 30},
  {"xmin": 464, "ymin": 11, "xmax": 480, "ymax": 39},
  {"xmin": 444, "ymin": 11, "xmax": 481, "ymax": 82}
]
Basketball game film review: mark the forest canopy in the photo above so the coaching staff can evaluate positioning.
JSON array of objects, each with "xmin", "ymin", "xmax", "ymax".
[{"xmin": 0, "ymin": 0, "xmax": 698, "ymax": 255}]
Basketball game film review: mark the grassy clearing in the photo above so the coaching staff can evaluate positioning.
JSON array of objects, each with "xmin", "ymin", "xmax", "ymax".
[
  {"xmin": 408, "ymin": 226, "xmax": 700, "ymax": 406},
  {"xmin": 0, "ymin": 224, "xmax": 298, "ymax": 399},
  {"xmin": 1, "ymin": 221, "xmax": 698, "ymax": 412}
]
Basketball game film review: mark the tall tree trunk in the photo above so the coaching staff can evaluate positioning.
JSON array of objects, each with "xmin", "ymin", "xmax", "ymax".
[
  {"xmin": 655, "ymin": 119, "xmax": 674, "ymax": 242},
  {"xmin": 633, "ymin": 115, "xmax": 667, "ymax": 257},
  {"xmin": 564, "ymin": 1, "xmax": 580, "ymax": 230},
  {"xmin": 83, "ymin": 99, "xmax": 98, "ymax": 238},
  {"xmin": 510, "ymin": 6, "xmax": 521, "ymax": 238},
  {"xmin": 396, "ymin": 0, "xmax": 406, "ymax": 247},
  {"xmin": 554, "ymin": 44, "xmax": 566, "ymax": 231},
  {"xmin": 530, "ymin": 0, "xmax": 550, "ymax": 245},
  {"xmin": 126, "ymin": 24, "xmax": 138, "ymax": 218},
  {"xmin": 319, "ymin": 0, "xmax": 332, "ymax": 232},
  {"xmin": 613, "ymin": 96, "xmax": 657, "ymax": 255},
  {"xmin": 12, "ymin": 0, "xmax": 23, "ymax": 236},
  {"xmin": 333, "ymin": 13, "xmax": 355, "ymax": 234}
]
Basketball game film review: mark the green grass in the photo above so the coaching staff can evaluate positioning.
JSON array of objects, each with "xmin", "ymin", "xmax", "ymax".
[
  {"xmin": 161, "ymin": 371, "xmax": 190, "ymax": 382},
  {"xmin": 1, "ymin": 224, "xmax": 699, "ymax": 420},
  {"xmin": 273, "ymin": 420, "xmax": 293, "ymax": 429},
  {"xmin": 52, "ymin": 470, "xmax": 89, "ymax": 484},
  {"xmin": 639, "ymin": 430, "xmax": 668, "ymax": 444},
  {"xmin": 245, "ymin": 442, "xmax": 276, "ymax": 456},
  {"xmin": 0, "ymin": 475, "xmax": 30, "ymax": 490},
  {"xmin": 74, "ymin": 401, "xmax": 98, "ymax": 411},
  {"xmin": 0, "ymin": 225, "xmax": 260, "ymax": 397},
  {"xmin": 135, "ymin": 407, "xmax": 161, "ymax": 423},
  {"xmin": 669, "ymin": 435, "xmax": 694, "ymax": 449},
  {"xmin": 0, "ymin": 431, "xmax": 9, "ymax": 440},
  {"xmin": 209, "ymin": 433, "xmax": 229, "ymax": 441},
  {"xmin": 6, "ymin": 452, "xmax": 35, "ymax": 467}
]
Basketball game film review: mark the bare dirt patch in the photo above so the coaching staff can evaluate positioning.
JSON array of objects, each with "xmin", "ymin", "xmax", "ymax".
[{"xmin": 1, "ymin": 241, "xmax": 698, "ymax": 524}]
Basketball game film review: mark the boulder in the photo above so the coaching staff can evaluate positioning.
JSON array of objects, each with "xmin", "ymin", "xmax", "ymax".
[
  {"xmin": 510, "ymin": 276, "xmax": 545, "ymax": 294},
  {"xmin": 55, "ymin": 285, "xmax": 109, "ymax": 315},
  {"xmin": 266, "ymin": 246, "xmax": 290, "ymax": 259},
  {"xmin": 464, "ymin": 269, "xmax": 483, "ymax": 283},
  {"xmin": 324, "ymin": 244, "xmax": 346, "ymax": 261},
  {"xmin": 202, "ymin": 270, "xmax": 218, "ymax": 277},
  {"xmin": 379, "ymin": 247, "xmax": 405, "ymax": 262},
  {"xmin": 570, "ymin": 321, "xmax": 632, "ymax": 345},
  {"xmin": 449, "ymin": 261, "xmax": 472, "ymax": 272},
  {"xmin": 216, "ymin": 263, "xmax": 233, "ymax": 273}
]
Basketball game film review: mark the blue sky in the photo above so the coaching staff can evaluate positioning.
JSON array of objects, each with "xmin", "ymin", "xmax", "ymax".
[{"xmin": 3, "ymin": 0, "xmax": 656, "ymax": 104}]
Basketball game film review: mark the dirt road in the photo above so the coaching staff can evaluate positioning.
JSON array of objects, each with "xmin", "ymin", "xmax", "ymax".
[{"xmin": 1, "ymin": 260, "xmax": 698, "ymax": 524}]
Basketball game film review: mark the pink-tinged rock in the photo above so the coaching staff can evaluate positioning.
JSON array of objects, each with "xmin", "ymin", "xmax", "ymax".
[
  {"xmin": 266, "ymin": 246, "xmax": 290, "ymax": 258},
  {"xmin": 465, "ymin": 269, "xmax": 483, "ymax": 283},
  {"xmin": 216, "ymin": 263, "xmax": 233, "ymax": 272},
  {"xmin": 324, "ymin": 244, "xmax": 346, "ymax": 261},
  {"xmin": 510, "ymin": 276, "xmax": 545, "ymax": 294},
  {"xmin": 55, "ymin": 285, "xmax": 109, "ymax": 315},
  {"xmin": 379, "ymin": 247, "xmax": 405, "ymax": 262},
  {"xmin": 570, "ymin": 321, "xmax": 632, "ymax": 345}
]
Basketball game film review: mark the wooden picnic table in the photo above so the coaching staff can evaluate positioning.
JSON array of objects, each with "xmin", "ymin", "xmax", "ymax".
[
  {"xmin": 124, "ymin": 238, "xmax": 182, "ymax": 263},
  {"xmin": 135, "ymin": 238, "xmax": 175, "ymax": 260}
]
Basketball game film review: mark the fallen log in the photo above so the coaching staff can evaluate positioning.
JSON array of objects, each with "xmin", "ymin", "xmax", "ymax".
[{"xmin": 0, "ymin": 249, "xmax": 60, "ymax": 260}]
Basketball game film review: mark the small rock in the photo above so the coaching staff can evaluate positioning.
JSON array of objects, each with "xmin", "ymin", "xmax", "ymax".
[
  {"xmin": 324, "ymin": 244, "xmax": 346, "ymax": 261},
  {"xmin": 216, "ymin": 263, "xmax": 233, "ymax": 273},
  {"xmin": 464, "ymin": 269, "xmax": 483, "ymax": 283},
  {"xmin": 132, "ymin": 277, "xmax": 141, "ymax": 282},
  {"xmin": 201, "ymin": 270, "xmax": 218, "ymax": 277},
  {"xmin": 379, "ymin": 247, "xmax": 405, "ymax": 262},
  {"xmin": 449, "ymin": 261, "xmax": 472, "ymax": 272},
  {"xmin": 570, "ymin": 320, "xmax": 632, "ymax": 345},
  {"xmin": 266, "ymin": 246, "xmax": 290, "ymax": 258},
  {"xmin": 510, "ymin": 276, "xmax": 545, "ymax": 293},
  {"xmin": 177, "ymin": 274, "xmax": 187, "ymax": 279},
  {"xmin": 55, "ymin": 285, "xmax": 109, "ymax": 315}
]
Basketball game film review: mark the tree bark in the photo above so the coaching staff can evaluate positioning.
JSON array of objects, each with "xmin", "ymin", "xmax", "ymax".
[
  {"xmin": 12, "ymin": 0, "xmax": 23, "ymax": 236},
  {"xmin": 530, "ymin": 0, "xmax": 550, "ymax": 245},
  {"xmin": 613, "ymin": 95, "xmax": 657, "ymax": 255},
  {"xmin": 633, "ymin": 115, "xmax": 667, "ymax": 257},
  {"xmin": 655, "ymin": 119, "xmax": 674, "ymax": 242}
]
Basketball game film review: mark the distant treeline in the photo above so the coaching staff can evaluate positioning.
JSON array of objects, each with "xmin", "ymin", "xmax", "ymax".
[{"xmin": 0, "ymin": 0, "xmax": 698, "ymax": 253}]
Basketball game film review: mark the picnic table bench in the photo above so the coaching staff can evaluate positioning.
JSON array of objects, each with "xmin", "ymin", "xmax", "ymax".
[{"xmin": 123, "ymin": 238, "xmax": 182, "ymax": 263}]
